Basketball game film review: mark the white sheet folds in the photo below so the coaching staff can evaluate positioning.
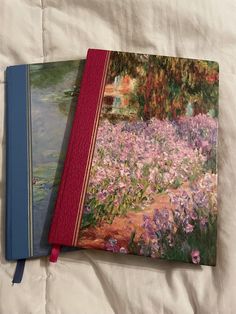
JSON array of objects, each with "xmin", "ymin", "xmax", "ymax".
[{"xmin": 1, "ymin": 1, "xmax": 236, "ymax": 313}]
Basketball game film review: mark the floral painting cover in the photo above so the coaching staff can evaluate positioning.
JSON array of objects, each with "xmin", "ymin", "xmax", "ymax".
[{"xmin": 49, "ymin": 49, "xmax": 219, "ymax": 266}]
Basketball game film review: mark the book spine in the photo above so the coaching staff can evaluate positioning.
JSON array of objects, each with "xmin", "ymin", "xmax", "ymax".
[
  {"xmin": 6, "ymin": 65, "xmax": 32, "ymax": 260},
  {"xmin": 48, "ymin": 49, "xmax": 110, "ymax": 247}
]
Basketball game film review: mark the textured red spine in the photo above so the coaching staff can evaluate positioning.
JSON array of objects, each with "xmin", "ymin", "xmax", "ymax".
[{"xmin": 48, "ymin": 49, "xmax": 109, "ymax": 247}]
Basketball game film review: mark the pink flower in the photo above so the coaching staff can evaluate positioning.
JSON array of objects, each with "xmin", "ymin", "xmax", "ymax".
[
  {"xmin": 206, "ymin": 74, "xmax": 217, "ymax": 84},
  {"xmin": 113, "ymin": 199, "xmax": 119, "ymax": 207},
  {"xmin": 200, "ymin": 217, "xmax": 208, "ymax": 229},
  {"xmin": 201, "ymin": 140, "xmax": 209, "ymax": 149},
  {"xmin": 119, "ymin": 247, "xmax": 128, "ymax": 254},
  {"xmin": 84, "ymin": 206, "xmax": 91, "ymax": 214},
  {"xmin": 136, "ymin": 169, "xmax": 142, "ymax": 179},
  {"xmin": 184, "ymin": 223, "xmax": 194, "ymax": 233},
  {"xmin": 98, "ymin": 191, "xmax": 107, "ymax": 201},
  {"xmin": 118, "ymin": 182, "xmax": 126, "ymax": 189},
  {"xmin": 105, "ymin": 238, "xmax": 120, "ymax": 253},
  {"xmin": 191, "ymin": 250, "xmax": 200, "ymax": 264},
  {"xmin": 190, "ymin": 211, "xmax": 198, "ymax": 220}
]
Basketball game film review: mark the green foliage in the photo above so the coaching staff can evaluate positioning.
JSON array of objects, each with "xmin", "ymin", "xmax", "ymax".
[
  {"xmin": 30, "ymin": 60, "xmax": 85, "ymax": 116},
  {"xmin": 107, "ymin": 52, "xmax": 219, "ymax": 120},
  {"xmin": 162, "ymin": 213, "xmax": 217, "ymax": 266},
  {"xmin": 128, "ymin": 212, "xmax": 217, "ymax": 265},
  {"xmin": 30, "ymin": 60, "xmax": 83, "ymax": 88},
  {"xmin": 33, "ymin": 161, "xmax": 59, "ymax": 203}
]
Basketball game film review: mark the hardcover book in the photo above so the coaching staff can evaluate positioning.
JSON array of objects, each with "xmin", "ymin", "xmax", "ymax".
[
  {"xmin": 6, "ymin": 59, "xmax": 85, "ymax": 260},
  {"xmin": 49, "ymin": 49, "xmax": 219, "ymax": 266}
]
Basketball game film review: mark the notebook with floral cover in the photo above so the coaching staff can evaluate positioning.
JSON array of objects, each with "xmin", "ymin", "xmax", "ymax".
[
  {"xmin": 49, "ymin": 49, "xmax": 219, "ymax": 266},
  {"xmin": 6, "ymin": 59, "xmax": 84, "ymax": 260}
]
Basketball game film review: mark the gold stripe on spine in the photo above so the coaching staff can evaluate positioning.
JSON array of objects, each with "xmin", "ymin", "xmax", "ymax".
[
  {"xmin": 72, "ymin": 51, "xmax": 111, "ymax": 245},
  {"xmin": 75, "ymin": 53, "xmax": 110, "ymax": 241},
  {"xmin": 27, "ymin": 65, "xmax": 33, "ymax": 256},
  {"xmin": 74, "ymin": 51, "xmax": 111, "ymax": 244},
  {"xmin": 72, "ymin": 52, "xmax": 110, "ymax": 245}
]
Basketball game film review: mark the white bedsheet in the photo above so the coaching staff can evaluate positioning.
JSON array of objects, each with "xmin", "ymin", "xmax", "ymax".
[{"xmin": 0, "ymin": 1, "xmax": 236, "ymax": 313}]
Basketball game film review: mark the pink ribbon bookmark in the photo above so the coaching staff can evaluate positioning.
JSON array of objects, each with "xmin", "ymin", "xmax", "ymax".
[{"xmin": 49, "ymin": 245, "xmax": 61, "ymax": 263}]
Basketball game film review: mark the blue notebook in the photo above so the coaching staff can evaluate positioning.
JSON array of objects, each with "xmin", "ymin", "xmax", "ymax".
[{"xmin": 6, "ymin": 60, "xmax": 85, "ymax": 260}]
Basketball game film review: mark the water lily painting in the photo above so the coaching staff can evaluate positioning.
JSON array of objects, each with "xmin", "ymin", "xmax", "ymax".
[
  {"xmin": 78, "ymin": 52, "xmax": 219, "ymax": 266},
  {"xmin": 30, "ymin": 60, "xmax": 84, "ymax": 255}
]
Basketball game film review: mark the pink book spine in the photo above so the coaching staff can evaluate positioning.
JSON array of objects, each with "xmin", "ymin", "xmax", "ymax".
[{"xmin": 48, "ymin": 49, "xmax": 110, "ymax": 253}]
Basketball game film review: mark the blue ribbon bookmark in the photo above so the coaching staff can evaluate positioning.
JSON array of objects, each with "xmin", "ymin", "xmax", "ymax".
[{"xmin": 12, "ymin": 259, "xmax": 26, "ymax": 284}]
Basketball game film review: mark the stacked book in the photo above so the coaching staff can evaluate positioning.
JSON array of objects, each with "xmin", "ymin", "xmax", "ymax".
[{"xmin": 5, "ymin": 49, "xmax": 219, "ymax": 282}]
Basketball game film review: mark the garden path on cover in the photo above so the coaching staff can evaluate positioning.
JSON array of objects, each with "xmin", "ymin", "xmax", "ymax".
[{"xmin": 78, "ymin": 183, "xmax": 190, "ymax": 250}]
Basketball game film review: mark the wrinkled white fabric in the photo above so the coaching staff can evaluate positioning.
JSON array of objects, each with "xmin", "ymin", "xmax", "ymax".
[{"xmin": 0, "ymin": 1, "xmax": 235, "ymax": 313}]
